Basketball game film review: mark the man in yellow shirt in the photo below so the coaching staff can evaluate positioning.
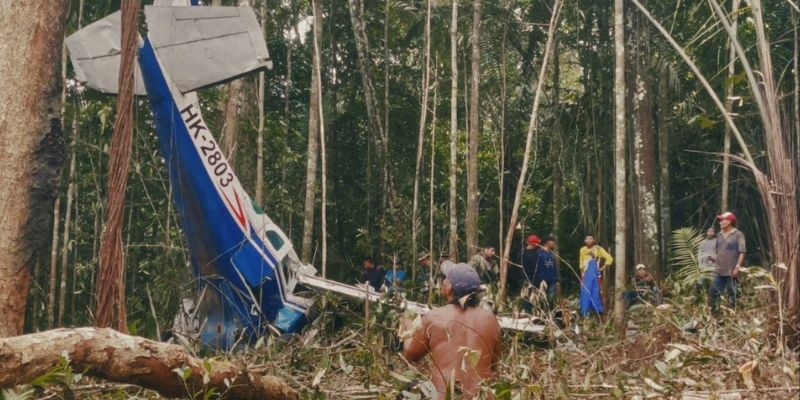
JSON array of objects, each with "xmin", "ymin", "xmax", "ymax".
[{"xmin": 578, "ymin": 234, "xmax": 614, "ymax": 275}]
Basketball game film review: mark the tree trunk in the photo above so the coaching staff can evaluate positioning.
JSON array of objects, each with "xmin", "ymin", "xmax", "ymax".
[
  {"xmin": 465, "ymin": 0, "xmax": 481, "ymax": 256},
  {"xmin": 95, "ymin": 0, "xmax": 139, "ymax": 332},
  {"xmin": 311, "ymin": 0, "xmax": 327, "ymax": 277},
  {"xmin": 721, "ymin": 0, "xmax": 741, "ymax": 212},
  {"xmin": 496, "ymin": 0, "xmax": 562, "ymax": 307},
  {"xmin": 0, "ymin": 1, "xmax": 68, "ymax": 337},
  {"xmin": 656, "ymin": 63, "xmax": 672, "ymax": 272},
  {"xmin": 348, "ymin": 0, "xmax": 391, "ymax": 207},
  {"xmin": 552, "ymin": 30, "xmax": 562, "ymax": 265},
  {"xmin": 613, "ymin": 0, "xmax": 627, "ymax": 337},
  {"xmin": 448, "ymin": 0, "xmax": 460, "ymax": 261},
  {"xmin": 217, "ymin": 0, "xmax": 253, "ymax": 168},
  {"xmin": 628, "ymin": 6, "xmax": 659, "ymax": 277},
  {"xmin": 49, "ymin": 196, "xmax": 61, "ymax": 328},
  {"xmin": 429, "ymin": 71, "xmax": 438, "ymax": 290},
  {"xmin": 413, "ymin": 0, "xmax": 432, "ymax": 280},
  {"xmin": 255, "ymin": 0, "xmax": 266, "ymax": 207},
  {"xmin": 792, "ymin": 6, "xmax": 800, "ymax": 186},
  {"xmin": 794, "ymin": 7, "xmax": 799, "ymax": 180},
  {"xmin": 48, "ymin": 39, "xmax": 69, "ymax": 328},
  {"xmin": 301, "ymin": 0, "xmax": 323, "ymax": 264},
  {"xmin": 498, "ymin": 16, "xmax": 508, "ymax": 255},
  {"xmin": 0, "ymin": 328, "xmax": 297, "ymax": 400},
  {"xmin": 63, "ymin": 0, "xmax": 84, "ymax": 325}
]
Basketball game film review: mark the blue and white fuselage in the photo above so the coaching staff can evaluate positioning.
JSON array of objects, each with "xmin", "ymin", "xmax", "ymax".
[
  {"xmin": 137, "ymin": 39, "xmax": 310, "ymax": 347},
  {"xmin": 66, "ymin": 3, "xmax": 546, "ymax": 350}
]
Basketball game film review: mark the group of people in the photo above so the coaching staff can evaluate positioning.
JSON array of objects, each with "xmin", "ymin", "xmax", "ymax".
[{"xmin": 365, "ymin": 211, "xmax": 746, "ymax": 398}]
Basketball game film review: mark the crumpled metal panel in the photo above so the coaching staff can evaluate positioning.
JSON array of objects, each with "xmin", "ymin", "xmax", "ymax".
[
  {"xmin": 64, "ymin": 11, "xmax": 148, "ymax": 95},
  {"xmin": 65, "ymin": 6, "xmax": 271, "ymax": 95},
  {"xmin": 145, "ymin": 6, "xmax": 272, "ymax": 93}
]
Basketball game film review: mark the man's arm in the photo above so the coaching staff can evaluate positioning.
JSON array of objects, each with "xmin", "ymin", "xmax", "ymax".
[
  {"xmin": 734, "ymin": 233, "xmax": 746, "ymax": 277},
  {"xmin": 600, "ymin": 247, "xmax": 614, "ymax": 267},
  {"xmin": 401, "ymin": 314, "xmax": 430, "ymax": 363}
]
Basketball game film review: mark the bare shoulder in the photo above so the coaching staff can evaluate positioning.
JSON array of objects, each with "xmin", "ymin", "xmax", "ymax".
[{"xmin": 473, "ymin": 308, "xmax": 501, "ymax": 328}]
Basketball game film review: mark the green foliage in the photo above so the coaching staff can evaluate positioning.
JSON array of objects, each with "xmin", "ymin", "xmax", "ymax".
[{"xmin": 670, "ymin": 227, "xmax": 715, "ymax": 293}]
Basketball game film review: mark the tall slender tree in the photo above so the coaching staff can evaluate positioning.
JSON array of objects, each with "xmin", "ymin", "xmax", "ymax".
[
  {"xmin": 312, "ymin": 0, "xmax": 328, "ymax": 277},
  {"xmin": 465, "ymin": 0, "xmax": 482, "ymax": 256},
  {"xmin": 301, "ymin": 0, "xmax": 323, "ymax": 263},
  {"xmin": 348, "ymin": 0, "xmax": 392, "ymax": 211},
  {"xmin": 413, "ymin": 0, "xmax": 432, "ymax": 279},
  {"xmin": 255, "ymin": 0, "xmax": 266, "ymax": 207},
  {"xmin": 721, "ymin": 0, "xmax": 741, "ymax": 212},
  {"xmin": 448, "ymin": 0, "xmax": 460, "ymax": 260},
  {"xmin": 497, "ymin": 0, "xmax": 562, "ymax": 306},
  {"xmin": 613, "ymin": 0, "xmax": 628, "ymax": 336},
  {"xmin": 629, "ymin": 4, "xmax": 659, "ymax": 276}
]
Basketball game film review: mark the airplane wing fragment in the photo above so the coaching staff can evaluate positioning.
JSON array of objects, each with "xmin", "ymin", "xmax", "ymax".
[{"xmin": 66, "ymin": 6, "xmax": 271, "ymax": 95}]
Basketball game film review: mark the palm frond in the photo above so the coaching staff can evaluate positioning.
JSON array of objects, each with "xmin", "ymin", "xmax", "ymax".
[{"xmin": 670, "ymin": 227, "xmax": 714, "ymax": 291}]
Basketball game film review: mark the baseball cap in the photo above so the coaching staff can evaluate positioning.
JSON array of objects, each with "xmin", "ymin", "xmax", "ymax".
[
  {"xmin": 417, "ymin": 252, "xmax": 431, "ymax": 262},
  {"xmin": 440, "ymin": 259, "xmax": 456, "ymax": 276},
  {"xmin": 717, "ymin": 211, "xmax": 736, "ymax": 223},
  {"xmin": 635, "ymin": 264, "xmax": 646, "ymax": 271},
  {"xmin": 444, "ymin": 263, "xmax": 482, "ymax": 298},
  {"xmin": 527, "ymin": 235, "xmax": 541, "ymax": 246}
]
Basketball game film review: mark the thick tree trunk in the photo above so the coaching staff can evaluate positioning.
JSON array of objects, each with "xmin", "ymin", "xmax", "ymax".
[
  {"xmin": 613, "ymin": 0, "xmax": 627, "ymax": 337},
  {"xmin": 628, "ymin": 7, "xmax": 659, "ymax": 277},
  {"xmin": 465, "ymin": 0, "xmax": 481, "ymax": 256},
  {"xmin": 413, "ymin": 0, "xmax": 432, "ymax": 279},
  {"xmin": 0, "ymin": 1, "xmax": 68, "ymax": 336},
  {"xmin": 496, "ymin": 0, "xmax": 561, "ymax": 307},
  {"xmin": 95, "ymin": 0, "xmax": 139, "ymax": 332},
  {"xmin": 0, "ymin": 328, "xmax": 297, "ymax": 400},
  {"xmin": 448, "ymin": 0, "xmax": 460, "ymax": 261},
  {"xmin": 301, "ymin": 0, "xmax": 323, "ymax": 263}
]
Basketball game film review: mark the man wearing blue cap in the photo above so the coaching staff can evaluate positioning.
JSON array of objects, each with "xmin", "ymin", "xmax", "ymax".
[{"xmin": 400, "ymin": 263, "xmax": 501, "ymax": 398}]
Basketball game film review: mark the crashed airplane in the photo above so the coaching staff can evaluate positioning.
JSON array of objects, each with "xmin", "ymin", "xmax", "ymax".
[{"xmin": 66, "ymin": 0, "xmax": 544, "ymax": 350}]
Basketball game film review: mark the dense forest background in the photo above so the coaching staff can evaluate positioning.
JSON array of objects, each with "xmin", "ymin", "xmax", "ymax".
[{"xmin": 24, "ymin": 0, "xmax": 799, "ymax": 341}]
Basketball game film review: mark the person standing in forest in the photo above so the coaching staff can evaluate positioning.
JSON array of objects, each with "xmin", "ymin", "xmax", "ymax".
[
  {"xmin": 579, "ymin": 234, "xmax": 614, "ymax": 275},
  {"xmin": 519, "ymin": 235, "xmax": 541, "ymax": 312},
  {"xmin": 532, "ymin": 235, "xmax": 560, "ymax": 310},
  {"xmin": 697, "ymin": 227, "xmax": 717, "ymax": 291},
  {"xmin": 710, "ymin": 212, "xmax": 746, "ymax": 316},
  {"xmin": 469, "ymin": 246, "xmax": 498, "ymax": 283},
  {"xmin": 362, "ymin": 257, "xmax": 385, "ymax": 292},
  {"xmin": 400, "ymin": 263, "xmax": 501, "ymax": 398}
]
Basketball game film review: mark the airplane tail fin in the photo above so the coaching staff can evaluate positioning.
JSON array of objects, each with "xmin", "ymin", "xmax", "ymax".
[{"xmin": 65, "ymin": 5, "xmax": 271, "ymax": 95}]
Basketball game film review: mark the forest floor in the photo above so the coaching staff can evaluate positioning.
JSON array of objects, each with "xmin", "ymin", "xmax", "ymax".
[{"xmin": 9, "ymin": 273, "xmax": 800, "ymax": 400}]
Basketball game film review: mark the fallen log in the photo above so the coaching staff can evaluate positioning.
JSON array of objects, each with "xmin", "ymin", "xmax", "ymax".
[{"xmin": 0, "ymin": 328, "xmax": 297, "ymax": 400}]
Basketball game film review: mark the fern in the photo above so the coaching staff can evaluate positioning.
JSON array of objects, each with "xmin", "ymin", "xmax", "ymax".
[{"xmin": 670, "ymin": 227, "xmax": 715, "ymax": 291}]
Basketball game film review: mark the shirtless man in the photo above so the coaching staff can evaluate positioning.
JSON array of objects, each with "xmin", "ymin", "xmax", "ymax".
[{"xmin": 400, "ymin": 263, "xmax": 501, "ymax": 399}]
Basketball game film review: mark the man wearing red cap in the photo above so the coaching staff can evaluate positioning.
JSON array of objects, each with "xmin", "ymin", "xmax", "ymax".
[
  {"xmin": 711, "ymin": 211, "xmax": 746, "ymax": 315},
  {"xmin": 519, "ymin": 235, "xmax": 541, "ymax": 313}
]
